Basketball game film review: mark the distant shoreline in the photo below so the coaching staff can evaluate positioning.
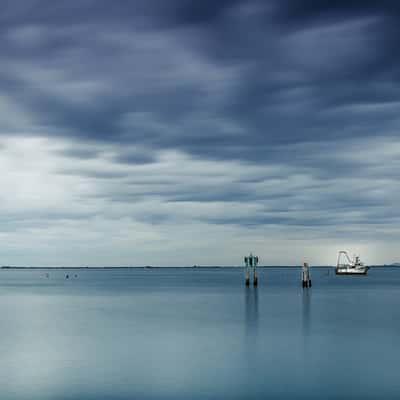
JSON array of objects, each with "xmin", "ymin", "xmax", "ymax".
[{"xmin": 1, "ymin": 265, "xmax": 398, "ymax": 269}]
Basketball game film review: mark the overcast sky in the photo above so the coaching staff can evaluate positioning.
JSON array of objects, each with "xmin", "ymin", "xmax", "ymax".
[{"xmin": 1, "ymin": 1, "xmax": 400, "ymax": 266}]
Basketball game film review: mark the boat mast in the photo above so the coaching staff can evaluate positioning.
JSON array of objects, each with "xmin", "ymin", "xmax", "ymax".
[{"xmin": 337, "ymin": 251, "xmax": 352, "ymax": 268}]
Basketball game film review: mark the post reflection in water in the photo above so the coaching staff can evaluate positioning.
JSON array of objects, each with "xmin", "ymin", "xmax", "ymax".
[
  {"xmin": 302, "ymin": 289, "xmax": 311, "ymax": 350},
  {"xmin": 245, "ymin": 287, "xmax": 259, "ymax": 341}
]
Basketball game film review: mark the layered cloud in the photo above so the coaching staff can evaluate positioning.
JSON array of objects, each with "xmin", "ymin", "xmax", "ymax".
[{"xmin": 1, "ymin": 1, "xmax": 399, "ymax": 265}]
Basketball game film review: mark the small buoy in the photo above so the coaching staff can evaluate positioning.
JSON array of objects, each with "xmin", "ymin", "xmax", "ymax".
[{"xmin": 66, "ymin": 274, "xmax": 69, "ymax": 279}]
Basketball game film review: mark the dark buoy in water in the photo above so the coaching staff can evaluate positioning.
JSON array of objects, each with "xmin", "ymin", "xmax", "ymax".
[
  {"xmin": 66, "ymin": 274, "xmax": 69, "ymax": 279},
  {"xmin": 302, "ymin": 262, "xmax": 311, "ymax": 288},
  {"xmin": 244, "ymin": 253, "xmax": 259, "ymax": 287}
]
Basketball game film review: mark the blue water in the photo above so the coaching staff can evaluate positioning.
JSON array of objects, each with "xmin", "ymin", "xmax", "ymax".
[{"xmin": 0, "ymin": 267, "xmax": 399, "ymax": 400}]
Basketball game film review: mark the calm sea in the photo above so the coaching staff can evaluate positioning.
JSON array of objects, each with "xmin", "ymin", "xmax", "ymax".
[{"xmin": 0, "ymin": 267, "xmax": 399, "ymax": 400}]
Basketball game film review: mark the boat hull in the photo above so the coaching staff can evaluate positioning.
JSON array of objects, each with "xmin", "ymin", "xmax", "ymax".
[{"xmin": 335, "ymin": 267, "xmax": 369, "ymax": 275}]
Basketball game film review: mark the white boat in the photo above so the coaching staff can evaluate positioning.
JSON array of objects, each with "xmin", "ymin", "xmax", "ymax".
[{"xmin": 336, "ymin": 251, "xmax": 369, "ymax": 275}]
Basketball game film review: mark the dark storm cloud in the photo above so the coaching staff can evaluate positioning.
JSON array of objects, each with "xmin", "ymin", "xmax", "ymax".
[
  {"xmin": 2, "ymin": 0, "xmax": 400, "ymax": 155},
  {"xmin": 277, "ymin": 1, "xmax": 400, "ymax": 24},
  {"xmin": 57, "ymin": 147, "xmax": 100, "ymax": 160},
  {"xmin": 1, "ymin": 0, "xmax": 400, "ymax": 234},
  {"xmin": 114, "ymin": 150, "xmax": 156, "ymax": 165}
]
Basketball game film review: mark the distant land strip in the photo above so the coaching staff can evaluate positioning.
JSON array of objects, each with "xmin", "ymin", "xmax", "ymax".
[{"xmin": 1, "ymin": 265, "xmax": 399, "ymax": 269}]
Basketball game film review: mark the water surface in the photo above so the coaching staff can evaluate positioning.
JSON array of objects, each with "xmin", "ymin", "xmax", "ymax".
[{"xmin": 0, "ymin": 267, "xmax": 399, "ymax": 399}]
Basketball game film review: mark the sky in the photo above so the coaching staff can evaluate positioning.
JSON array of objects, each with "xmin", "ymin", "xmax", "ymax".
[{"xmin": 1, "ymin": 1, "xmax": 400, "ymax": 266}]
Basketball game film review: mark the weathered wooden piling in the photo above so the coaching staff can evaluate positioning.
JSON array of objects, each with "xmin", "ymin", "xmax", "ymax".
[
  {"xmin": 245, "ymin": 267, "xmax": 250, "ymax": 286},
  {"xmin": 302, "ymin": 262, "xmax": 312, "ymax": 288},
  {"xmin": 244, "ymin": 253, "xmax": 259, "ymax": 287}
]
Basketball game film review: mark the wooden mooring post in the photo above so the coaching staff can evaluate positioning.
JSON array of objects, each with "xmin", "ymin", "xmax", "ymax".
[
  {"xmin": 302, "ymin": 262, "xmax": 312, "ymax": 288},
  {"xmin": 244, "ymin": 253, "xmax": 259, "ymax": 287}
]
